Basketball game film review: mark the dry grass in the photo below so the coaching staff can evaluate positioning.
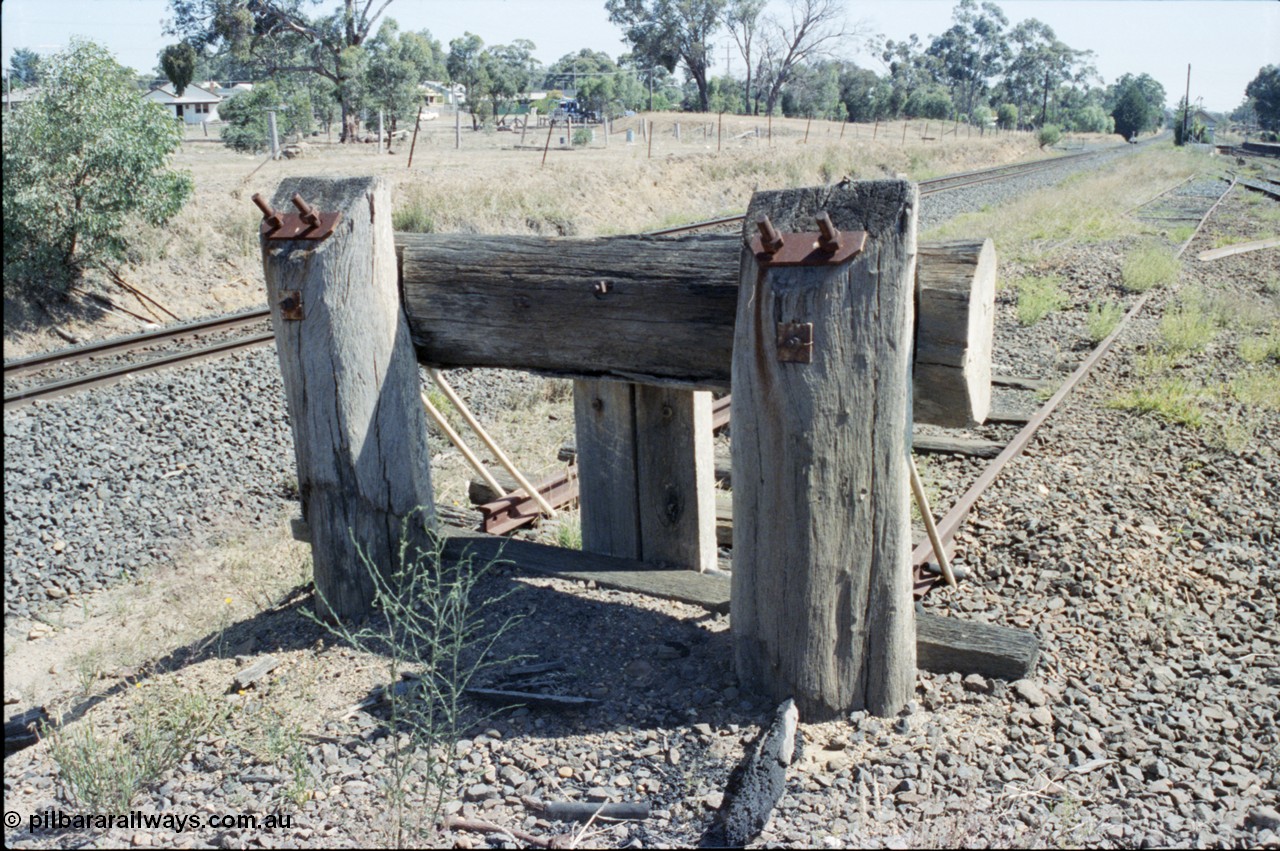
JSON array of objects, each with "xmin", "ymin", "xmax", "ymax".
[
  {"xmin": 7, "ymin": 112, "xmax": 1061, "ymax": 358},
  {"xmin": 924, "ymin": 145, "xmax": 1207, "ymax": 263}
]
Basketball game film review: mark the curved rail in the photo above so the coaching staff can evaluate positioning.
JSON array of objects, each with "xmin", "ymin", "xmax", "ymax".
[{"xmin": 909, "ymin": 174, "xmax": 1238, "ymax": 596}]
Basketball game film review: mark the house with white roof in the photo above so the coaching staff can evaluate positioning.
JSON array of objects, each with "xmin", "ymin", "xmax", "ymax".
[{"xmin": 142, "ymin": 83, "xmax": 222, "ymax": 123}]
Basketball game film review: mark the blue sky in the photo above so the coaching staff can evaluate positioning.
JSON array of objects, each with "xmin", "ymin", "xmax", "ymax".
[{"xmin": 2, "ymin": 0, "xmax": 1276, "ymax": 111}]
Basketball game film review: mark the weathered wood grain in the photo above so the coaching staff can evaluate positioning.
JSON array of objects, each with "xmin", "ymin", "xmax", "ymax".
[
  {"xmin": 633, "ymin": 385, "xmax": 717, "ymax": 571},
  {"xmin": 263, "ymin": 176, "xmax": 435, "ymax": 620},
  {"xmin": 399, "ymin": 234, "xmax": 739, "ymax": 387},
  {"xmin": 916, "ymin": 613, "xmax": 1040, "ymax": 680},
  {"xmin": 395, "ymin": 233, "xmax": 994, "ymax": 426},
  {"xmin": 915, "ymin": 239, "xmax": 996, "ymax": 426},
  {"xmin": 573, "ymin": 379, "xmax": 640, "ymax": 559},
  {"xmin": 732, "ymin": 181, "xmax": 918, "ymax": 719}
]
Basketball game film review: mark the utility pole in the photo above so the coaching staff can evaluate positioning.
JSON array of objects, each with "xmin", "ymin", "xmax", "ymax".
[
  {"xmin": 1182, "ymin": 63, "xmax": 1192, "ymax": 145},
  {"xmin": 1039, "ymin": 69, "xmax": 1050, "ymax": 127}
]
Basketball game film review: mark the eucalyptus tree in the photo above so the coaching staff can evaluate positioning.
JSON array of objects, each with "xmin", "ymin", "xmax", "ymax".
[
  {"xmin": 724, "ymin": 0, "xmax": 765, "ymax": 113},
  {"xmin": 755, "ymin": 0, "xmax": 858, "ymax": 117},
  {"xmin": 606, "ymin": 0, "xmax": 727, "ymax": 112},
  {"xmin": 3, "ymin": 40, "xmax": 192, "ymax": 294},
  {"xmin": 165, "ymin": 0, "xmax": 398, "ymax": 141},
  {"xmin": 925, "ymin": 0, "xmax": 1008, "ymax": 118}
]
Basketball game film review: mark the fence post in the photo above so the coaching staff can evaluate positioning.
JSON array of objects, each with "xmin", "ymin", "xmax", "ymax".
[
  {"xmin": 732, "ymin": 180, "xmax": 919, "ymax": 719},
  {"xmin": 260, "ymin": 176, "xmax": 436, "ymax": 620}
]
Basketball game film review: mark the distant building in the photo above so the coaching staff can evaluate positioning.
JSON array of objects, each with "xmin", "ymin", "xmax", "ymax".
[
  {"xmin": 142, "ymin": 82, "xmax": 222, "ymax": 123},
  {"xmin": 421, "ymin": 81, "xmax": 465, "ymax": 107},
  {"xmin": 3, "ymin": 85, "xmax": 38, "ymax": 112}
]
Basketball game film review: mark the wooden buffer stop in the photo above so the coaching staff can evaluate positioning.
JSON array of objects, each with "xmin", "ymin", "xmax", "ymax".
[{"xmin": 259, "ymin": 176, "xmax": 1032, "ymax": 720}]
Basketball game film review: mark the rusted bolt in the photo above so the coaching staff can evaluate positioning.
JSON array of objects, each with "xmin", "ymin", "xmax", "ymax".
[
  {"xmin": 252, "ymin": 193, "xmax": 283, "ymax": 231},
  {"xmin": 592, "ymin": 397, "xmax": 604, "ymax": 412},
  {"xmin": 593, "ymin": 281, "xmax": 610, "ymax": 297},
  {"xmin": 291, "ymin": 194, "xmax": 322, "ymax": 228},
  {"xmin": 756, "ymin": 216, "xmax": 784, "ymax": 255},
  {"xmin": 816, "ymin": 212, "xmax": 841, "ymax": 253},
  {"xmin": 785, "ymin": 335, "xmax": 802, "ymax": 348}
]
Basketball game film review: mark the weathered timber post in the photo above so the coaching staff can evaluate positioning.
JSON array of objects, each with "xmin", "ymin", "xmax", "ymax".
[
  {"xmin": 914, "ymin": 239, "xmax": 996, "ymax": 427},
  {"xmin": 573, "ymin": 380, "xmax": 717, "ymax": 571},
  {"xmin": 260, "ymin": 176, "xmax": 436, "ymax": 619},
  {"xmin": 732, "ymin": 181, "xmax": 918, "ymax": 719}
]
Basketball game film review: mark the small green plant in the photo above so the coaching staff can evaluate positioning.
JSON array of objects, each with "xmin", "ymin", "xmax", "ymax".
[
  {"xmin": 45, "ymin": 685, "xmax": 226, "ymax": 812},
  {"xmin": 1121, "ymin": 243, "xmax": 1180, "ymax": 293},
  {"xmin": 1159, "ymin": 293, "xmax": 1218, "ymax": 354},
  {"xmin": 1014, "ymin": 275, "xmax": 1068, "ymax": 325},
  {"xmin": 393, "ymin": 204, "xmax": 435, "ymax": 233},
  {"xmin": 309, "ymin": 512, "xmax": 524, "ymax": 847},
  {"xmin": 1239, "ymin": 327, "xmax": 1280, "ymax": 364},
  {"xmin": 1037, "ymin": 124, "xmax": 1061, "ymax": 149},
  {"xmin": 553, "ymin": 514, "xmax": 583, "ymax": 550},
  {"xmin": 1260, "ymin": 273, "xmax": 1280, "ymax": 296},
  {"xmin": 1167, "ymin": 225, "xmax": 1196, "ymax": 245},
  {"xmin": 571, "ymin": 127, "xmax": 593, "ymax": 146},
  {"xmin": 1231, "ymin": 368, "xmax": 1280, "ymax": 410},
  {"xmin": 1109, "ymin": 378, "xmax": 1205, "ymax": 428},
  {"xmin": 1086, "ymin": 300, "xmax": 1125, "ymax": 342}
]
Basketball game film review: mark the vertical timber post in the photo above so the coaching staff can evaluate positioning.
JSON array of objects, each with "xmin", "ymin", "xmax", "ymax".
[
  {"xmin": 573, "ymin": 380, "xmax": 717, "ymax": 572},
  {"xmin": 732, "ymin": 181, "xmax": 919, "ymax": 719},
  {"xmin": 260, "ymin": 176, "xmax": 436, "ymax": 620}
]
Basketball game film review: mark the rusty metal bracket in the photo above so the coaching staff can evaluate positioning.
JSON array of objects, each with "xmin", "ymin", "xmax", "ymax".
[
  {"xmin": 253, "ymin": 193, "xmax": 342, "ymax": 242},
  {"xmin": 279, "ymin": 291, "xmax": 303, "ymax": 321},
  {"xmin": 750, "ymin": 214, "xmax": 868, "ymax": 268},
  {"xmin": 776, "ymin": 322, "xmax": 813, "ymax": 363}
]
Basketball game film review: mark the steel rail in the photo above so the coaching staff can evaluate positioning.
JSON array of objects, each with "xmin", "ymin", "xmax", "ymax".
[
  {"xmin": 3, "ymin": 331, "xmax": 276, "ymax": 411},
  {"xmin": 908, "ymin": 175, "xmax": 1238, "ymax": 591},
  {"xmin": 644, "ymin": 147, "xmax": 1118, "ymax": 236},
  {"xmin": 3, "ymin": 307, "xmax": 270, "ymax": 379}
]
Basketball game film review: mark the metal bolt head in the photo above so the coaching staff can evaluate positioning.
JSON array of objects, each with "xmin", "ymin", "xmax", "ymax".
[
  {"xmin": 593, "ymin": 281, "xmax": 611, "ymax": 297},
  {"xmin": 756, "ymin": 216, "xmax": 784, "ymax": 255},
  {"xmin": 252, "ymin": 193, "xmax": 283, "ymax": 231},
  {"xmin": 816, "ymin": 212, "xmax": 841, "ymax": 253}
]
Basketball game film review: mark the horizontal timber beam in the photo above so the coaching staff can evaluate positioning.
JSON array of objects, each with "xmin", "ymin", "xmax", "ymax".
[{"xmin": 395, "ymin": 233, "xmax": 994, "ymax": 426}]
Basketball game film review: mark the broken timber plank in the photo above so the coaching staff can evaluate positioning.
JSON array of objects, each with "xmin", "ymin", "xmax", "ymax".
[{"xmin": 1197, "ymin": 236, "xmax": 1280, "ymax": 262}]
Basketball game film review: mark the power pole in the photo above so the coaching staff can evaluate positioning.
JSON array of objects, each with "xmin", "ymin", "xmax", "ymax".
[
  {"xmin": 1182, "ymin": 63, "xmax": 1192, "ymax": 145},
  {"xmin": 1039, "ymin": 69, "xmax": 1050, "ymax": 127}
]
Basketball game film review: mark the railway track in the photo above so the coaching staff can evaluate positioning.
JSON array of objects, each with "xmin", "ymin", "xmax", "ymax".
[
  {"xmin": 4, "ymin": 144, "xmax": 1131, "ymax": 411},
  {"xmin": 3, "ymin": 308, "xmax": 272, "ymax": 410}
]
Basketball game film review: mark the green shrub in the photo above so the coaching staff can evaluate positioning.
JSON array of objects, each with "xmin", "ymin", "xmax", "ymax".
[
  {"xmin": 2, "ymin": 39, "xmax": 192, "ymax": 295},
  {"xmin": 1109, "ymin": 378, "xmax": 1205, "ymax": 428},
  {"xmin": 571, "ymin": 127, "xmax": 593, "ymax": 146},
  {"xmin": 1086, "ymin": 301, "xmax": 1125, "ymax": 342},
  {"xmin": 1015, "ymin": 275, "xmax": 1068, "ymax": 325},
  {"xmin": 393, "ymin": 204, "xmax": 435, "ymax": 233},
  {"xmin": 996, "ymin": 103, "xmax": 1018, "ymax": 130},
  {"xmin": 1121, "ymin": 243, "xmax": 1180, "ymax": 293},
  {"xmin": 45, "ymin": 686, "xmax": 225, "ymax": 812},
  {"xmin": 1037, "ymin": 124, "xmax": 1062, "ymax": 148}
]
